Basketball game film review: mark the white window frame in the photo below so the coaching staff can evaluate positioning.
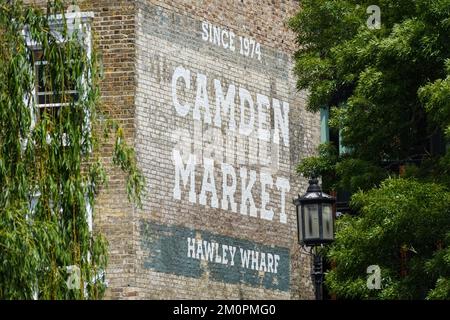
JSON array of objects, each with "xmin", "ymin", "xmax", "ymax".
[{"xmin": 25, "ymin": 12, "xmax": 94, "ymax": 136}]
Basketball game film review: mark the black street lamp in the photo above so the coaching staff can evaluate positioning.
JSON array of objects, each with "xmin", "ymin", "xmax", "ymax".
[{"xmin": 293, "ymin": 177, "xmax": 336, "ymax": 300}]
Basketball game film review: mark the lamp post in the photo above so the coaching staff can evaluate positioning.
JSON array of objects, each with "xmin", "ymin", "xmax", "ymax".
[{"xmin": 293, "ymin": 177, "xmax": 336, "ymax": 300}]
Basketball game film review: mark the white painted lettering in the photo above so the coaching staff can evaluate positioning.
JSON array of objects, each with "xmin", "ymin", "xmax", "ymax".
[
  {"xmin": 267, "ymin": 253, "xmax": 274, "ymax": 273},
  {"xmin": 238, "ymin": 87, "xmax": 255, "ymax": 136},
  {"xmin": 276, "ymin": 177, "xmax": 290, "ymax": 224},
  {"xmin": 222, "ymin": 245, "xmax": 229, "ymax": 265},
  {"xmin": 257, "ymin": 93, "xmax": 270, "ymax": 142},
  {"xmin": 204, "ymin": 240, "xmax": 214, "ymax": 262},
  {"xmin": 274, "ymin": 254, "xmax": 280, "ymax": 274},
  {"xmin": 213, "ymin": 79, "xmax": 236, "ymax": 131},
  {"xmin": 240, "ymin": 248, "xmax": 251, "ymax": 269},
  {"xmin": 251, "ymin": 250, "xmax": 259, "ymax": 270},
  {"xmin": 260, "ymin": 172, "xmax": 274, "ymax": 221},
  {"xmin": 221, "ymin": 163, "xmax": 237, "ymax": 213},
  {"xmin": 187, "ymin": 237, "xmax": 196, "ymax": 258},
  {"xmin": 201, "ymin": 21, "xmax": 209, "ymax": 41},
  {"xmin": 273, "ymin": 98, "xmax": 290, "ymax": 146},
  {"xmin": 193, "ymin": 73, "xmax": 212, "ymax": 124},
  {"xmin": 172, "ymin": 149, "xmax": 196, "ymax": 203},
  {"xmin": 240, "ymin": 168, "xmax": 257, "ymax": 217},
  {"xmin": 172, "ymin": 66, "xmax": 191, "ymax": 117},
  {"xmin": 229, "ymin": 246, "xmax": 237, "ymax": 266},
  {"xmin": 221, "ymin": 29, "xmax": 229, "ymax": 49},
  {"xmin": 199, "ymin": 157, "xmax": 219, "ymax": 208}
]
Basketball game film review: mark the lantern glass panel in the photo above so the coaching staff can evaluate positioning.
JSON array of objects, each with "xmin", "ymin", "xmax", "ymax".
[
  {"xmin": 297, "ymin": 205, "xmax": 303, "ymax": 243},
  {"xmin": 322, "ymin": 204, "xmax": 334, "ymax": 240},
  {"xmin": 305, "ymin": 204, "xmax": 319, "ymax": 239}
]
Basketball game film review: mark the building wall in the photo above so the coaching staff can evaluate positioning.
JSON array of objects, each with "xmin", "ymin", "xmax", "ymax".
[
  {"xmin": 23, "ymin": 0, "xmax": 139, "ymax": 299},
  {"xmin": 24, "ymin": 0, "xmax": 320, "ymax": 300},
  {"xmin": 86, "ymin": 0, "xmax": 139, "ymax": 299},
  {"xmin": 133, "ymin": 0, "xmax": 320, "ymax": 299}
]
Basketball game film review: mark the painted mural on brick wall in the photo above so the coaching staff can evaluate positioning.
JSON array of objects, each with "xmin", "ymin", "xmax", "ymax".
[
  {"xmin": 140, "ymin": 221, "xmax": 290, "ymax": 291},
  {"xmin": 135, "ymin": 4, "xmax": 300, "ymax": 293},
  {"xmin": 171, "ymin": 64, "xmax": 290, "ymax": 223}
]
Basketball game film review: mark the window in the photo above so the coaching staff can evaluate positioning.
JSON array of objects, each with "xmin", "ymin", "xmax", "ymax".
[
  {"xmin": 33, "ymin": 49, "xmax": 79, "ymax": 106},
  {"xmin": 320, "ymin": 107, "xmax": 329, "ymax": 144},
  {"xmin": 25, "ymin": 12, "xmax": 94, "ymax": 126},
  {"xmin": 32, "ymin": 49, "xmax": 79, "ymax": 123}
]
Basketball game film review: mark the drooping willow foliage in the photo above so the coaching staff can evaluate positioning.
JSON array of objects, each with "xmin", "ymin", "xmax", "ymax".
[{"xmin": 0, "ymin": 0, "xmax": 145, "ymax": 299}]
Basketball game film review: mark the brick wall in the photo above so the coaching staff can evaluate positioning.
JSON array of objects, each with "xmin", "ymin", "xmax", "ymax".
[
  {"xmin": 23, "ymin": 0, "xmax": 139, "ymax": 299},
  {"xmin": 133, "ymin": 0, "xmax": 319, "ymax": 299},
  {"xmin": 24, "ymin": 0, "xmax": 320, "ymax": 300}
]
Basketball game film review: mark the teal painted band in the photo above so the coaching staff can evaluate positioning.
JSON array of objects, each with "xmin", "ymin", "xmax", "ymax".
[{"xmin": 140, "ymin": 220, "xmax": 291, "ymax": 292}]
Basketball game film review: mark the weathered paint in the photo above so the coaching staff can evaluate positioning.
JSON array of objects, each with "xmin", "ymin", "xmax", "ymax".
[{"xmin": 140, "ymin": 220, "xmax": 290, "ymax": 292}]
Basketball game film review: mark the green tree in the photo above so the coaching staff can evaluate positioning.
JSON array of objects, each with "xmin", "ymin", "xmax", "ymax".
[
  {"xmin": 0, "ymin": 0, "xmax": 144, "ymax": 299},
  {"xmin": 327, "ymin": 179, "xmax": 450, "ymax": 299},
  {"xmin": 290, "ymin": 0, "xmax": 450, "ymax": 299},
  {"xmin": 290, "ymin": 0, "xmax": 450, "ymax": 188}
]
